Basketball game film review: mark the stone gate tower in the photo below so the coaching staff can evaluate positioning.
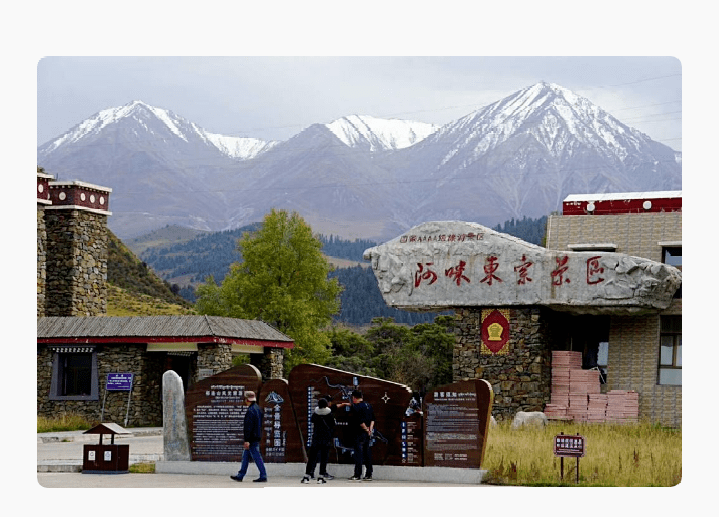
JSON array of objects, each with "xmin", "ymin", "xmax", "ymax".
[{"xmin": 37, "ymin": 168, "xmax": 112, "ymax": 317}]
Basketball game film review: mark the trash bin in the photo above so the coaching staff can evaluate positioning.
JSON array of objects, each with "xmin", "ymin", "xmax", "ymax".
[{"xmin": 82, "ymin": 423, "xmax": 131, "ymax": 474}]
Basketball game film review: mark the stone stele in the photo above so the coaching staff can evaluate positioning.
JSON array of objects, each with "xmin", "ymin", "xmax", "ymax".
[
  {"xmin": 162, "ymin": 370, "xmax": 191, "ymax": 461},
  {"xmin": 363, "ymin": 221, "xmax": 682, "ymax": 315}
]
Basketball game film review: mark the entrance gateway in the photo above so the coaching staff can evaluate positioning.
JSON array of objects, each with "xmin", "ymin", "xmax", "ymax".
[{"xmin": 362, "ymin": 220, "xmax": 681, "ymax": 420}]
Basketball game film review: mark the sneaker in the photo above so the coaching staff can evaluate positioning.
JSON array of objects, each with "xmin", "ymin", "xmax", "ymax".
[
  {"xmin": 317, "ymin": 477, "xmax": 326, "ymax": 484},
  {"xmin": 301, "ymin": 475, "xmax": 311, "ymax": 484},
  {"xmin": 319, "ymin": 473, "xmax": 334, "ymax": 480},
  {"xmin": 253, "ymin": 477, "xmax": 268, "ymax": 483},
  {"xmin": 230, "ymin": 475, "xmax": 243, "ymax": 482},
  {"xmin": 362, "ymin": 476, "xmax": 373, "ymax": 481},
  {"xmin": 348, "ymin": 476, "xmax": 361, "ymax": 481}
]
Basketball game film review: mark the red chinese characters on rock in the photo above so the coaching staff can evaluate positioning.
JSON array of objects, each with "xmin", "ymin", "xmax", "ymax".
[
  {"xmin": 414, "ymin": 262, "xmax": 438, "ymax": 289},
  {"xmin": 445, "ymin": 260, "xmax": 471, "ymax": 286},
  {"xmin": 586, "ymin": 256, "xmax": 605, "ymax": 285},
  {"xmin": 480, "ymin": 256, "xmax": 502, "ymax": 285},
  {"xmin": 551, "ymin": 255, "xmax": 571, "ymax": 286},
  {"xmin": 514, "ymin": 255, "xmax": 533, "ymax": 285}
]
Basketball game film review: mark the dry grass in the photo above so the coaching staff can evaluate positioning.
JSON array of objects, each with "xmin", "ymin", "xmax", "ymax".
[
  {"xmin": 482, "ymin": 420, "xmax": 681, "ymax": 486},
  {"xmin": 37, "ymin": 412, "xmax": 94, "ymax": 433},
  {"xmin": 107, "ymin": 285, "xmax": 196, "ymax": 316}
]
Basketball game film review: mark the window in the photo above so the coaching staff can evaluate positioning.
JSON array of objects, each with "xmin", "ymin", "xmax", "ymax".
[
  {"xmin": 61, "ymin": 354, "xmax": 92, "ymax": 396},
  {"xmin": 662, "ymin": 245, "xmax": 682, "ymax": 298},
  {"xmin": 49, "ymin": 346, "xmax": 99, "ymax": 400},
  {"xmin": 662, "ymin": 246, "xmax": 682, "ymax": 268},
  {"xmin": 658, "ymin": 316, "xmax": 682, "ymax": 386}
]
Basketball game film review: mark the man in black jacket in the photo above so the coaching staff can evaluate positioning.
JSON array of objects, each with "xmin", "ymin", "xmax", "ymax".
[
  {"xmin": 230, "ymin": 391, "xmax": 268, "ymax": 482},
  {"xmin": 340, "ymin": 390, "xmax": 375, "ymax": 481}
]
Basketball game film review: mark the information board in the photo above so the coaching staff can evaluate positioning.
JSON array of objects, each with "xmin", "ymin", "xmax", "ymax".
[
  {"xmin": 553, "ymin": 434, "xmax": 586, "ymax": 458},
  {"xmin": 106, "ymin": 373, "xmax": 133, "ymax": 391},
  {"xmin": 288, "ymin": 364, "xmax": 414, "ymax": 467},
  {"xmin": 259, "ymin": 378, "xmax": 306, "ymax": 463},
  {"xmin": 423, "ymin": 379, "xmax": 494, "ymax": 468},
  {"xmin": 185, "ymin": 364, "xmax": 262, "ymax": 462}
]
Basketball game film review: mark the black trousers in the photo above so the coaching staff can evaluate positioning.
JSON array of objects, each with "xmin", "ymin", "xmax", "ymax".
[
  {"xmin": 353, "ymin": 433, "xmax": 372, "ymax": 478},
  {"xmin": 305, "ymin": 443, "xmax": 329, "ymax": 476}
]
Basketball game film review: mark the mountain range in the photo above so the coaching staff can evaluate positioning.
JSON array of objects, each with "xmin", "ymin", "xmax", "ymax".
[{"xmin": 37, "ymin": 82, "xmax": 681, "ymax": 241}]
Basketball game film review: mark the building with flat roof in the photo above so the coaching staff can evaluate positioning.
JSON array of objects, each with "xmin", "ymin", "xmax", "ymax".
[{"xmin": 546, "ymin": 191, "xmax": 681, "ymax": 426}]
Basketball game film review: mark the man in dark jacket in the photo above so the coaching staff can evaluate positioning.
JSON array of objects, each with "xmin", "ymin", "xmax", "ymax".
[
  {"xmin": 230, "ymin": 391, "xmax": 267, "ymax": 482},
  {"xmin": 341, "ymin": 390, "xmax": 375, "ymax": 481},
  {"xmin": 301, "ymin": 397, "xmax": 336, "ymax": 484}
]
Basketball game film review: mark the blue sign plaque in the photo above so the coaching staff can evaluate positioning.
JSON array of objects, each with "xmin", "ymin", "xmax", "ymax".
[{"xmin": 106, "ymin": 373, "xmax": 134, "ymax": 391}]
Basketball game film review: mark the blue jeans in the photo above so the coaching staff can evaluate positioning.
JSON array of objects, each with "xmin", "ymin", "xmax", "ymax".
[{"xmin": 236, "ymin": 441, "xmax": 267, "ymax": 479}]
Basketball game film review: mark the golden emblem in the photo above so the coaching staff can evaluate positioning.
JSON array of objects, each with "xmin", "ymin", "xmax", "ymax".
[{"xmin": 487, "ymin": 322, "xmax": 503, "ymax": 341}]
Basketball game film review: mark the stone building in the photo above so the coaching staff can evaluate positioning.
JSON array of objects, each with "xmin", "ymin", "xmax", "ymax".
[
  {"xmin": 364, "ymin": 193, "xmax": 682, "ymax": 425},
  {"xmin": 37, "ymin": 169, "xmax": 292, "ymax": 426}
]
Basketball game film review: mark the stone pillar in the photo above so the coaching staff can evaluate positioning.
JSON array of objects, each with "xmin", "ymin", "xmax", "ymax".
[
  {"xmin": 250, "ymin": 347, "xmax": 284, "ymax": 380},
  {"xmin": 196, "ymin": 343, "xmax": 233, "ymax": 382},
  {"xmin": 162, "ymin": 370, "xmax": 191, "ymax": 461},
  {"xmin": 44, "ymin": 180, "xmax": 111, "ymax": 317},
  {"xmin": 453, "ymin": 306, "xmax": 553, "ymax": 421},
  {"xmin": 37, "ymin": 206, "xmax": 47, "ymax": 318},
  {"xmin": 37, "ymin": 170, "xmax": 53, "ymax": 318}
]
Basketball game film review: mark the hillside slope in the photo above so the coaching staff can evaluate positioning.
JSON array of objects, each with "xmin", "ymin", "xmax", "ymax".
[{"xmin": 107, "ymin": 229, "xmax": 195, "ymax": 315}]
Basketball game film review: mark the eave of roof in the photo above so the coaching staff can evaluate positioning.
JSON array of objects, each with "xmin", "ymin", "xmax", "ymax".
[{"xmin": 37, "ymin": 315, "xmax": 294, "ymax": 349}]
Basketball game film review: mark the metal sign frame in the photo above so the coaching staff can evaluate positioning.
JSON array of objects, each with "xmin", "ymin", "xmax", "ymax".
[{"xmin": 100, "ymin": 373, "xmax": 134, "ymax": 427}]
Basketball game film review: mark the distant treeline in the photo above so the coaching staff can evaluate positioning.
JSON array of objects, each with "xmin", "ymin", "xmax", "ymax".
[
  {"xmin": 141, "ymin": 215, "xmax": 548, "ymax": 325},
  {"xmin": 492, "ymin": 215, "xmax": 548, "ymax": 247}
]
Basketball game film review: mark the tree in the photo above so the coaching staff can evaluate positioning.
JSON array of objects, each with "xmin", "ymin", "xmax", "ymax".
[{"xmin": 195, "ymin": 209, "xmax": 343, "ymax": 371}]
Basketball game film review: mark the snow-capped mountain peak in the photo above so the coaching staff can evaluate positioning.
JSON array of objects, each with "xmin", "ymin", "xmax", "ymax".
[
  {"xmin": 326, "ymin": 114, "xmax": 438, "ymax": 151},
  {"xmin": 434, "ymin": 81, "xmax": 651, "ymax": 163},
  {"xmin": 39, "ymin": 100, "xmax": 279, "ymax": 161}
]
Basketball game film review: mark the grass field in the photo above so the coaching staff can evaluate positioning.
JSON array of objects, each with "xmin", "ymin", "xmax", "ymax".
[{"xmin": 482, "ymin": 420, "xmax": 681, "ymax": 486}]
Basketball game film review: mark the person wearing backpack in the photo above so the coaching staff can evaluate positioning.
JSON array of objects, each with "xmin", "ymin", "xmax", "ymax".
[{"xmin": 302, "ymin": 397, "xmax": 336, "ymax": 484}]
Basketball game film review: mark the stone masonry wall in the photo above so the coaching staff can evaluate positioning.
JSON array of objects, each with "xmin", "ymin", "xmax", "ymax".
[
  {"xmin": 37, "ymin": 344, "xmax": 166, "ymax": 427},
  {"xmin": 454, "ymin": 307, "xmax": 553, "ymax": 421},
  {"xmin": 37, "ymin": 206, "xmax": 46, "ymax": 318},
  {"xmin": 250, "ymin": 348, "xmax": 285, "ymax": 380},
  {"xmin": 44, "ymin": 209, "xmax": 108, "ymax": 316},
  {"xmin": 196, "ymin": 343, "xmax": 233, "ymax": 383}
]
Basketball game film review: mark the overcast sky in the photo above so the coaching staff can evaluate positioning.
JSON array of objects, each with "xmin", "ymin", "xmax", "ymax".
[{"xmin": 37, "ymin": 56, "xmax": 682, "ymax": 151}]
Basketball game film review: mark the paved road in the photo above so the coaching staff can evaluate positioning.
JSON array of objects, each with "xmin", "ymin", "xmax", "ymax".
[
  {"xmin": 37, "ymin": 428, "xmax": 489, "ymax": 488},
  {"xmin": 37, "ymin": 472, "xmax": 476, "ymax": 488}
]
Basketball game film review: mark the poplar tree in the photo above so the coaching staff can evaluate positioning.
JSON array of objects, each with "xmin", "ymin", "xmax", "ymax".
[{"xmin": 196, "ymin": 209, "xmax": 342, "ymax": 371}]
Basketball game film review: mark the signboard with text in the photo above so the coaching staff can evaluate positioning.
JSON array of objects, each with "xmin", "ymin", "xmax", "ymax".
[
  {"xmin": 106, "ymin": 373, "xmax": 133, "ymax": 391},
  {"xmin": 423, "ymin": 379, "xmax": 494, "ymax": 468},
  {"xmin": 553, "ymin": 434, "xmax": 586, "ymax": 458}
]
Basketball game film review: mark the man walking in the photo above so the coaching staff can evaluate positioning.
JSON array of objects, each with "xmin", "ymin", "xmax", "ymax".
[
  {"xmin": 341, "ymin": 389, "xmax": 375, "ymax": 481},
  {"xmin": 230, "ymin": 391, "xmax": 268, "ymax": 483}
]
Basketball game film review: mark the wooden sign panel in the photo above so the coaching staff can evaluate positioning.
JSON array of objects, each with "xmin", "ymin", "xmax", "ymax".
[
  {"xmin": 184, "ymin": 364, "xmax": 262, "ymax": 462},
  {"xmin": 423, "ymin": 379, "xmax": 494, "ymax": 468},
  {"xmin": 554, "ymin": 434, "xmax": 586, "ymax": 458},
  {"xmin": 288, "ymin": 364, "xmax": 414, "ymax": 467},
  {"xmin": 400, "ymin": 410, "xmax": 423, "ymax": 466},
  {"xmin": 259, "ymin": 378, "xmax": 306, "ymax": 463}
]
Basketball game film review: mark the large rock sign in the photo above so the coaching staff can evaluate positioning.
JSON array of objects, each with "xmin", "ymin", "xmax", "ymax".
[{"xmin": 363, "ymin": 221, "xmax": 681, "ymax": 314}]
